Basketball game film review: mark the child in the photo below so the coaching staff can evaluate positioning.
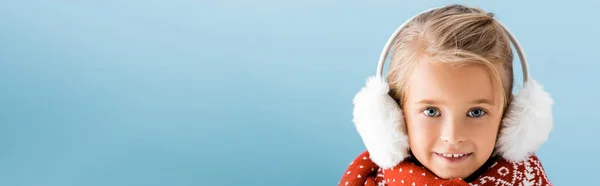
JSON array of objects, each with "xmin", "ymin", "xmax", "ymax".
[{"xmin": 339, "ymin": 4, "xmax": 553, "ymax": 186}]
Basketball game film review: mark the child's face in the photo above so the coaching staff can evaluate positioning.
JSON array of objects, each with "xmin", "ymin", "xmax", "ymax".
[{"xmin": 402, "ymin": 61, "xmax": 504, "ymax": 179}]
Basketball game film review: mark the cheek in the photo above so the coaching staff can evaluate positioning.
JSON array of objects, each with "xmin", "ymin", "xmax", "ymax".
[
  {"xmin": 471, "ymin": 117, "xmax": 503, "ymax": 149},
  {"xmin": 405, "ymin": 114, "xmax": 438, "ymax": 149}
]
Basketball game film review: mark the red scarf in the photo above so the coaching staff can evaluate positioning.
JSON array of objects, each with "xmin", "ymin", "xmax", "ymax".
[{"xmin": 339, "ymin": 151, "xmax": 552, "ymax": 186}]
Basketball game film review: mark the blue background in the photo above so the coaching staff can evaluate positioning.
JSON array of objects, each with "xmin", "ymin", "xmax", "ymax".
[{"xmin": 0, "ymin": 0, "xmax": 597, "ymax": 185}]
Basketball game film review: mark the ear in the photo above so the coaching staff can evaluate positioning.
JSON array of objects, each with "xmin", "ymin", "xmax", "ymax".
[
  {"xmin": 352, "ymin": 76, "xmax": 411, "ymax": 169},
  {"xmin": 495, "ymin": 79, "xmax": 553, "ymax": 163}
]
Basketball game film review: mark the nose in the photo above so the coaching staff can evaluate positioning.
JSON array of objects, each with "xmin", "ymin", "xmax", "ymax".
[{"xmin": 439, "ymin": 116, "xmax": 466, "ymax": 145}]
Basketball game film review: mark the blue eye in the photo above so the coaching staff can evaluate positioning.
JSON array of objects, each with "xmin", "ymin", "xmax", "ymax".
[
  {"xmin": 467, "ymin": 108, "xmax": 486, "ymax": 117},
  {"xmin": 422, "ymin": 107, "xmax": 441, "ymax": 117}
]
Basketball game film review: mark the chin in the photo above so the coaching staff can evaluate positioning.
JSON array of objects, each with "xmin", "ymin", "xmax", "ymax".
[
  {"xmin": 431, "ymin": 170, "xmax": 471, "ymax": 180},
  {"xmin": 426, "ymin": 156, "xmax": 478, "ymax": 180},
  {"xmin": 414, "ymin": 151, "xmax": 484, "ymax": 180}
]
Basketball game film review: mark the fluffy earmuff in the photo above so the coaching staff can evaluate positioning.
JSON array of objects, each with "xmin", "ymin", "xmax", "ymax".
[
  {"xmin": 351, "ymin": 7, "xmax": 554, "ymax": 169},
  {"xmin": 352, "ymin": 76, "xmax": 410, "ymax": 169},
  {"xmin": 495, "ymin": 79, "xmax": 553, "ymax": 163}
]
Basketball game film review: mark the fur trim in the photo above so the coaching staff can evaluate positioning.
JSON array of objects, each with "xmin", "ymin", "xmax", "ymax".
[
  {"xmin": 496, "ymin": 79, "xmax": 554, "ymax": 163},
  {"xmin": 352, "ymin": 76, "xmax": 409, "ymax": 168}
]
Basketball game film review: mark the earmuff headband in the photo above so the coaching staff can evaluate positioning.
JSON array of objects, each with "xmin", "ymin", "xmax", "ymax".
[{"xmin": 375, "ymin": 8, "xmax": 530, "ymax": 83}]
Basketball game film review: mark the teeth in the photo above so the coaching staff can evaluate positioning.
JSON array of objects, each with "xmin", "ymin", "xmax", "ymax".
[{"xmin": 439, "ymin": 153, "xmax": 468, "ymax": 158}]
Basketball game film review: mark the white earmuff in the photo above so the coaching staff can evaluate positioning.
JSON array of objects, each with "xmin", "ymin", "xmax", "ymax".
[{"xmin": 352, "ymin": 7, "xmax": 554, "ymax": 169}]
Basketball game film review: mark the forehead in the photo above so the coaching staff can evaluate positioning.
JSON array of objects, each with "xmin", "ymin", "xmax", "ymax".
[{"xmin": 404, "ymin": 61, "xmax": 499, "ymax": 104}]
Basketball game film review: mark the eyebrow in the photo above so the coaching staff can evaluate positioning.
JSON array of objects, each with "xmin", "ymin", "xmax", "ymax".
[
  {"xmin": 413, "ymin": 99, "xmax": 441, "ymax": 105},
  {"xmin": 471, "ymin": 98, "xmax": 494, "ymax": 105},
  {"xmin": 413, "ymin": 98, "xmax": 494, "ymax": 105}
]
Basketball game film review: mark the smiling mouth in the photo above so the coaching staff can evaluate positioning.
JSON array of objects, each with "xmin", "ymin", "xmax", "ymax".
[
  {"xmin": 435, "ymin": 153, "xmax": 472, "ymax": 158},
  {"xmin": 434, "ymin": 152, "xmax": 473, "ymax": 162}
]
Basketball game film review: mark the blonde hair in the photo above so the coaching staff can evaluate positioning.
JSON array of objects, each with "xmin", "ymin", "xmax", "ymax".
[{"xmin": 387, "ymin": 4, "xmax": 514, "ymax": 109}]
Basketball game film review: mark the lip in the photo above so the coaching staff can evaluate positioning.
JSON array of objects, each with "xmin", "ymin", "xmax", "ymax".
[{"xmin": 434, "ymin": 152, "xmax": 472, "ymax": 163}]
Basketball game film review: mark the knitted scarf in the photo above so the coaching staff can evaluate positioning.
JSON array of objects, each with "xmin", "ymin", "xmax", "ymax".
[{"xmin": 339, "ymin": 151, "xmax": 552, "ymax": 186}]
